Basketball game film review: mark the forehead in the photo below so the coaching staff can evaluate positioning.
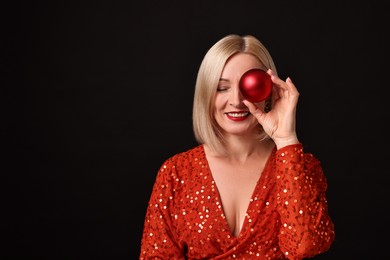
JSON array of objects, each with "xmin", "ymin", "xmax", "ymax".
[{"xmin": 222, "ymin": 53, "xmax": 263, "ymax": 77}]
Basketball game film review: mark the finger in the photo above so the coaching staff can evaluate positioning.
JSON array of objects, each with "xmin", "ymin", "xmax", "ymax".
[
  {"xmin": 266, "ymin": 69, "xmax": 280, "ymax": 101},
  {"xmin": 243, "ymin": 100, "xmax": 266, "ymax": 123},
  {"xmin": 268, "ymin": 72, "xmax": 288, "ymax": 90},
  {"xmin": 271, "ymin": 84, "xmax": 280, "ymax": 102},
  {"xmin": 285, "ymin": 77, "xmax": 299, "ymax": 96},
  {"xmin": 268, "ymin": 69, "xmax": 297, "ymax": 98},
  {"xmin": 267, "ymin": 68, "xmax": 274, "ymax": 77}
]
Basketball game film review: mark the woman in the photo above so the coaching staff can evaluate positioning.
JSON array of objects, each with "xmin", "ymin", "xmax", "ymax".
[{"xmin": 139, "ymin": 34, "xmax": 335, "ymax": 259}]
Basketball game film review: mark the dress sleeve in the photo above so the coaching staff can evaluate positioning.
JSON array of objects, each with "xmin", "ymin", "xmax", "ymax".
[
  {"xmin": 275, "ymin": 144, "xmax": 335, "ymax": 260},
  {"xmin": 139, "ymin": 158, "xmax": 185, "ymax": 260}
]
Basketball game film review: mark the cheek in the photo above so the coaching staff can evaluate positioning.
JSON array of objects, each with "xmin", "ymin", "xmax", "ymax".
[
  {"xmin": 214, "ymin": 94, "xmax": 224, "ymax": 105},
  {"xmin": 213, "ymin": 107, "xmax": 223, "ymax": 121},
  {"xmin": 213, "ymin": 95, "xmax": 226, "ymax": 112},
  {"xmin": 212, "ymin": 101, "xmax": 225, "ymax": 124}
]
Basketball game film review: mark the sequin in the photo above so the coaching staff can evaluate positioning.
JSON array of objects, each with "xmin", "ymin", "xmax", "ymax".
[{"xmin": 140, "ymin": 144, "xmax": 335, "ymax": 259}]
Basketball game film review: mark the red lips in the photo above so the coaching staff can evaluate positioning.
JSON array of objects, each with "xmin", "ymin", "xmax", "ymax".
[{"xmin": 239, "ymin": 69, "xmax": 272, "ymax": 102}]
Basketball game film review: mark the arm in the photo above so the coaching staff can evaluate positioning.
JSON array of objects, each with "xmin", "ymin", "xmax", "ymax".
[
  {"xmin": 275, "ymin": 144, "xmax": 335, "ymax": 259},
  {"xmin": 139, "ymin": 159, "xmax": 185, "ymax": 260}
]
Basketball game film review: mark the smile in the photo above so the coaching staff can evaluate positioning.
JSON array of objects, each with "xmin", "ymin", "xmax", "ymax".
[
  {"xmin": 225, "ymin": 112, "xmax": 250, "ymax": 121},
  {"xmin": 226, "ymin": 112, "xmax": 249, "ymax": 117}
]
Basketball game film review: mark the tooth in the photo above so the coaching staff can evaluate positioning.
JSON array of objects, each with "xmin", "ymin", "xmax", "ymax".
[{"xmin": 228, "ymin": 112, "xmax": 248, "ymax": 117}]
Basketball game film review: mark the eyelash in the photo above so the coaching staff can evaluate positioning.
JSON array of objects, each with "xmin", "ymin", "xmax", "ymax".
[{"xmin": 217, "ymin": 87, "xmax": 228, "ymax": 92}]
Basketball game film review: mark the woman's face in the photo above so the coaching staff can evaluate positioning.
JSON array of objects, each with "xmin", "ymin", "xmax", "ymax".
[{"xmin": 213, "ymin": 53, "xmax": 266, "ymax": 137}]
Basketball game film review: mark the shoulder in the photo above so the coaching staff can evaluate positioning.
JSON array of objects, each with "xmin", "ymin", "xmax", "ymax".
[
  {"xmin": 154, "ymin": 144, "xmax": 205, "ymax": 189},
  {"xmin": 162, "ymin": 144, "xmax": 205, "ymax": 171}
]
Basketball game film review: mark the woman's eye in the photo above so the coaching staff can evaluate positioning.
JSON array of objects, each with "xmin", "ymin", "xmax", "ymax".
[{"xmin": 217, "ymin": 87, "xmax": 228, "ymax": 92}]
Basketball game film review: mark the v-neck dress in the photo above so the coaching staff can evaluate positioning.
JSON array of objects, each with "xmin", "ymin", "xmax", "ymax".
[{"xmin": 139, "ymin": 144, "xmax": 335, "ymax": 259}]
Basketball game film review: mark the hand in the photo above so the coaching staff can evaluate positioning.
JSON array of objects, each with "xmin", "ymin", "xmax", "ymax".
[{"xmin": 243, "ymin": 69, "xmax": 300, "ymax": 149}]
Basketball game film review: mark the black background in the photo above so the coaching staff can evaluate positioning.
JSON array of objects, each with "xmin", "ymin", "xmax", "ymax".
[{"xmin": 2, "ymin": 1, "xmax": 389, "ymax": 259}]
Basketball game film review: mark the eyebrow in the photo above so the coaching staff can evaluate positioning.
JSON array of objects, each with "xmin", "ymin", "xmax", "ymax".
[{"xmin": 219, "ymin": 78, "xmax": 229, "ymax": 82}]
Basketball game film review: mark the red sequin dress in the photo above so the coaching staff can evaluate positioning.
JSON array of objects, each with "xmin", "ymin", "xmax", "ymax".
[{"xmin": 139, "ymin": 144, "xmax": 335, "ymax": 259}]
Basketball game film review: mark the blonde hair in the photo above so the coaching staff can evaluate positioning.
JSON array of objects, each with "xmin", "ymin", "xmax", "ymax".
[{"xmin": 192, "ymin": 34, "xmax": 278, "ymax": 155}]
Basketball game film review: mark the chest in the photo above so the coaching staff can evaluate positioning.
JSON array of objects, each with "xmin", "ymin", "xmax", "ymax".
[
  {"xmin": 171, "ymin": 161, "xmax": 280, "ymax": 256},
  {"xmin": 210, "ymin": 160, "xmax": 266, "ymax": 236}
]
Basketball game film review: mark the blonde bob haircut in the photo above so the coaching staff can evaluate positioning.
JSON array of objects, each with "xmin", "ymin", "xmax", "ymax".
[{"xmin": 192, "ymin": 34, "xmax": 278, "ymax": 155}]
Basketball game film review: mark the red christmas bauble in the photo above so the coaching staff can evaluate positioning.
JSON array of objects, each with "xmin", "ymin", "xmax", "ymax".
[{"xmin": 239, "ymin": 69, "xmax": 272, "ymax": 102}]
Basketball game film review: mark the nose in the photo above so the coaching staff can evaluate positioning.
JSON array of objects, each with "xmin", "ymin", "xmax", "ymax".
[{"xmin": 229, "ymin": 84, "xmax": 244, "ymax": 107}]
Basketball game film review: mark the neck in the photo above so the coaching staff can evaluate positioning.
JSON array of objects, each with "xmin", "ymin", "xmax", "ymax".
[{"xmin": 207, "ymin": 135, "xmax": 274, "ymax": 163}]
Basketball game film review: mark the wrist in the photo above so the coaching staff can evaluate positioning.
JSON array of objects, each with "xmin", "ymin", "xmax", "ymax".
[{"xmin": 274, "ymin": 135, "xmax": 300, "ymax": 150}]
